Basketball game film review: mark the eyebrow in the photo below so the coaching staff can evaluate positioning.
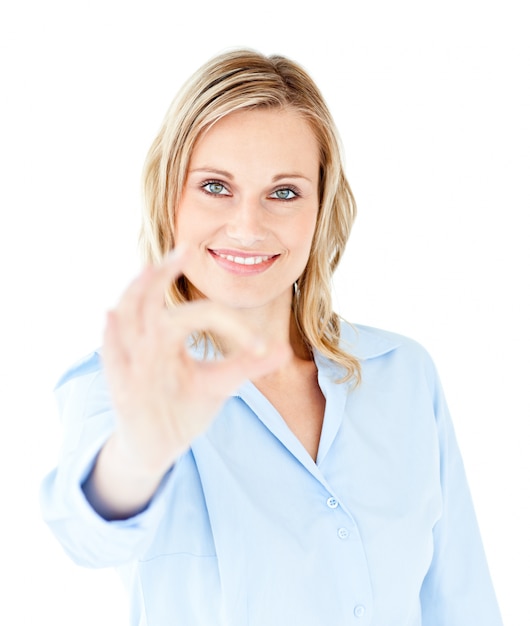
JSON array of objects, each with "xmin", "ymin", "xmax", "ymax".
[{"xmin": 189, "ymin": 168, "xmax": 313, "ymax": 183}]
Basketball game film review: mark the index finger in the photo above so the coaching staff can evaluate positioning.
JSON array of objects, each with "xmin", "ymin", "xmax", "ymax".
[{"xmin": 114, "ymin": 243, "xmax": 191, "ymax": 328}]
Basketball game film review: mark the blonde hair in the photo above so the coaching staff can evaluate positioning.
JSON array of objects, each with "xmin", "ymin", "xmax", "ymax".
[{"xmin": 140, "ymin": 49, "xmax": 360, "ymax": 384}]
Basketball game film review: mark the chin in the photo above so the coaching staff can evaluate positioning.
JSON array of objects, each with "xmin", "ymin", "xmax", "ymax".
[{"xmin": 208, "ymin": 286, "xmax": 292, "ymax": 311}]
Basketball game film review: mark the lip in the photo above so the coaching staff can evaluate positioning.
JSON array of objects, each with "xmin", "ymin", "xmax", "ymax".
[{"xmin": 208, "ymin": 248, "xmax": 280, "ymax": 275}]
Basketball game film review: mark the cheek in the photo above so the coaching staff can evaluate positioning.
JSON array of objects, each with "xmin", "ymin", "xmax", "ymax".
[
  {"xmin": 174, "ymin": 209, "xmax": 191, "ymax": 242},
  {"xmin": 174, "ymin": 202, "xmax": 203, "ymax": 243},
  {"xmin": 176, "ymin": 193, "xmax": 227, "ymax": 244},
  {"xmin": 295, "ymin": 211, "xmax": 319, "ymax": 251}
]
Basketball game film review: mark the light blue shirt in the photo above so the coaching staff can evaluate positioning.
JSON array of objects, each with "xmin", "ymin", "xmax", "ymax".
[{"xmin": 40, "ymin": 323, "xmax": 502, "ymax": 625}]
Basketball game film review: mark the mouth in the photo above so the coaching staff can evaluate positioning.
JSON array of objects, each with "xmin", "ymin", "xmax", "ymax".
[
  {"xmin": 208, "ymin": 249, "xmax": 280, "ymax": 273},
  {"xmin": 214, "ymin": 252, "xmax": 275, "ymax": 265}
]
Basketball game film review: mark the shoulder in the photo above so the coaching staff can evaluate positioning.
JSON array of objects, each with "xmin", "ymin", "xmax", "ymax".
[{"xmin": 338, "ymin": 322, "xmax": 446, "ymax": 413}]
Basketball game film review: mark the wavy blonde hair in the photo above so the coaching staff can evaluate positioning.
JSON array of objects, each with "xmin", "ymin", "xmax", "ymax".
[{"xmin": 140, "ymin": 49, "xmax": 360, "ymax": 384}]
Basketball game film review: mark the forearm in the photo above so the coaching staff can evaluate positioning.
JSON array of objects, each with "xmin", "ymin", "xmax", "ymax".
[
  {"xmin": 41, "ymin": 412, "xmax": 175, "ymax": 568},
  {"xmin": 81, "ymin": 432, "xmax": 172, "ymax": 521}
]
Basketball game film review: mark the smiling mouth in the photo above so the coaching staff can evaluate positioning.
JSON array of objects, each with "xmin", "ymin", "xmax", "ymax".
[{"xmin": 209, "ymin": 250, "xmax": 278, "ymax": 266}]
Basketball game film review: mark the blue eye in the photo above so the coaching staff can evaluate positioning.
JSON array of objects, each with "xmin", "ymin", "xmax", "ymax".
[
  {"xmin": 202, "ymin": 181, "xmax": 229, "ymax": 195},
  {"xmin": 271, "ymin": 188, "xmax": 297, "ymax": 200}
]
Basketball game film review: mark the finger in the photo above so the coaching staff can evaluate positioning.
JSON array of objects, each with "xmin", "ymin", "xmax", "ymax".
[
  {"xmin": 165, "ymin": 300, "xmax": 266, "ymax": 354},
  {"xmin": 141, "ymin": 244, "xmax": 191, "ymax": 322},
  {"xmin": 113, "ymin": 265, "xmax": 154, "ymax": 337},
  {"xmin": 113, "ymin": 244, "xmax": 190, "ymax": 342},
  {"xmin": 101, "ymin": 310, "xmax": 130, "ymax": 401},
  {"xmin": 198, "ymin": 340, "xmax": 292, "ymax": 397}
]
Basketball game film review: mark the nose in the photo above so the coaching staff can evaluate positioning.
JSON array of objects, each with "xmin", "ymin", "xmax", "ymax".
[{"xmin": 224, "ymin": 198, "xmax": 267, "ymax": 247}]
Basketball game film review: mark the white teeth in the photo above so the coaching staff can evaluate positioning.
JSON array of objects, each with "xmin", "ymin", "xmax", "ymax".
[{"xmin": 217, "ymin": 253, "xmax": 272, "ymax": 265}]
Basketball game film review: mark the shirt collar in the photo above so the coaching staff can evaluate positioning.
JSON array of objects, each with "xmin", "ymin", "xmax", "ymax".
[{"xmin": 338, "ymin": 321, "xmax": 401, "ymax": 360}]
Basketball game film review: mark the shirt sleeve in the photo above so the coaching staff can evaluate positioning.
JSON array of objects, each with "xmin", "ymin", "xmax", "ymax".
[
  {"xmin": 40, "ymin": 351, "xmax": 176, "ymax": 568},
  {"xmin": 419, "ymin": 361, "xmax": 503, "ymax": 625}
]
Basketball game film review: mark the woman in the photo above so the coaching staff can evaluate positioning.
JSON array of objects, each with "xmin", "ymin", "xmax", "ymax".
[{"xmin": 41, "ymin": 49, "xmax": 502, "ymax": 625}]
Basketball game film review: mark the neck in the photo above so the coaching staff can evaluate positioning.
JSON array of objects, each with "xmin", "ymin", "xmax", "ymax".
[{"xmin": 251, "ymin": 313, "xmax": 317, "ymax": 389}]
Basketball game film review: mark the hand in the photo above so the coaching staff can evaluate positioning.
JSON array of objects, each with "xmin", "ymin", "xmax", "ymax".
[{"xmin": 102, "ymin": 244, "xmax": 291, "ymax": 477}]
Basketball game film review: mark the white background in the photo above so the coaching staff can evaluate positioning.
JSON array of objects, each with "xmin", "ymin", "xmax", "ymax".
[{"xmin": 1, "ymin": 0, "xmax": 528, "ymax": 624}]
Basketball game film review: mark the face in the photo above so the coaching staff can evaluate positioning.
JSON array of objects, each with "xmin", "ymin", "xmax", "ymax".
[{"xmin": 175, "ymin": 107, "xmax": 320, "ymax": 315}]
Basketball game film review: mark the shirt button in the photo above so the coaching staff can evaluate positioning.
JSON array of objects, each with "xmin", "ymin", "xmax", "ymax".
[
  {"xmin": 337, "ymin": 527, "xmax": 350, "ymax": 539},
  {"xmin": 354, "ymin": 605, "xmax": 366, "ymax": 618},
  {"xmin": 326, "ymin": 497, "xmax": 338, "ymax": 509}
]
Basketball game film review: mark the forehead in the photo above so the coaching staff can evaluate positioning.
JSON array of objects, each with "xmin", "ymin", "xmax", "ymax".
[{"xmin": 189, "ymin": 108, "xmax": 320, "ymax": 177}]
